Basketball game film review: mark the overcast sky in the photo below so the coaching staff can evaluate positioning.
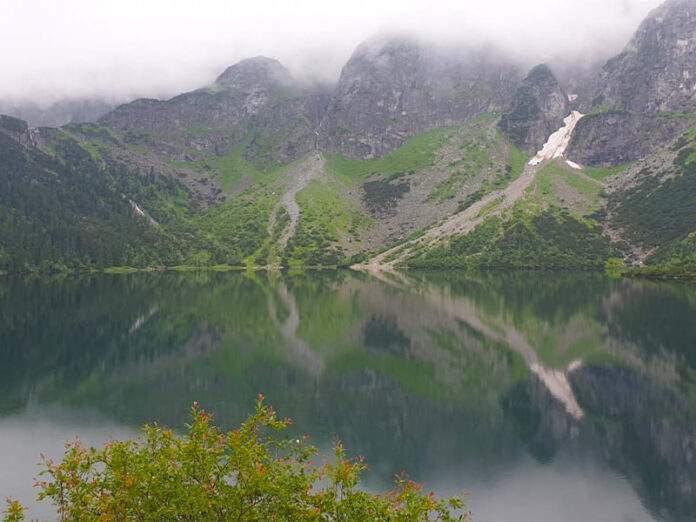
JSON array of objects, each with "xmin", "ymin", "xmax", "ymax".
[{"xmin": 2, "ymin": 0, "xmax": 663, "ymax": 105}]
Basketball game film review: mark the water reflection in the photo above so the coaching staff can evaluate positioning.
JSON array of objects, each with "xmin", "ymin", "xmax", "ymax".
[{"xmin": 1, "ymin": 271, "xmax": 695, "ymax": 521}]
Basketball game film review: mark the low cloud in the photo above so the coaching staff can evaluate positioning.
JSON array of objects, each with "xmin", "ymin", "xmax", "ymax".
[{"xmin": 2, "ymin": 0, "xmax": 663, "ymax": 105}]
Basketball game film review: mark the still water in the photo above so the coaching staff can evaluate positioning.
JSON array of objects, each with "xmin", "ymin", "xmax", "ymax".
[{"xmin": 1, "ymin": 270, "xmax": 695, "ymax": 521}]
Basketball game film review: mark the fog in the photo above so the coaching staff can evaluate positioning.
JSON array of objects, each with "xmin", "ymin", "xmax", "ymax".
[{"xmin": 2, "ymin": 0, "xmax": 663, "ymax": 105}]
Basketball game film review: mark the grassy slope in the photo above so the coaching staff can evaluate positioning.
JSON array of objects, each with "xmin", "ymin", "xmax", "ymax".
[
  {"xmin": 605, "ymin": 123, "xmax": 696, "ymax": 277},
  {"xmin": 6, "ymin": 109, "xmax": 695, "ymax": 275},
  {"xmin": 284, "ymin": 179, "xmax": 373, "ymax": 268},
  {"xmin": 171, "ymin": 135, "xmax": 284, "ymax": 195},
  {"xmin": 409, "ymin": 159, "xmax": 625, "ymax": 270},
  {"xmin": 325, "ymin": 127, "xmax": 455, "ymax": 183}
]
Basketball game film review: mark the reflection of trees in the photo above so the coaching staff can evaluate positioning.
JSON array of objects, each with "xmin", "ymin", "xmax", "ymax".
[
  {"xmin": 0, "ymin": 273, "xmax": 197, "ymax": 415},
  {"xmin": 2, "ymin": 270, "xmax": 696, "ymax": 519}
]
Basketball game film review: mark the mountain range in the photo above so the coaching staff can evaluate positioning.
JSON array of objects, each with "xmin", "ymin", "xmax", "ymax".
[{"xmin": 1, "ymin": 0, "xmax": 695, "ymax": 276}]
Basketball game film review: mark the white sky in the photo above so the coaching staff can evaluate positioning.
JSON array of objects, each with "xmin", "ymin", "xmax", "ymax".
[{"xmin": 1, "ymin": 0, "xmax": 663, "ymax": 104}]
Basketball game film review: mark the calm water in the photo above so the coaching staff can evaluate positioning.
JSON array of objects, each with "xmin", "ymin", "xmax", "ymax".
[{"xmin": 1, "ymin": 270, "xmax": 696, "ymax": 521}]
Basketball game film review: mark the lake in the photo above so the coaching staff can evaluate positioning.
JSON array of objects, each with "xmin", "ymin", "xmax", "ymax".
[{"xmin": 1, "ymin": 270, "xmax": 695, "ymax": 521}]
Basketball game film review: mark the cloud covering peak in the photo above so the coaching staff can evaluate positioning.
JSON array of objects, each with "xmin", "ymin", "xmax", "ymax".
[{"xmin": 2, "ymin": 0, "xmax": 663, "ymax": 105}]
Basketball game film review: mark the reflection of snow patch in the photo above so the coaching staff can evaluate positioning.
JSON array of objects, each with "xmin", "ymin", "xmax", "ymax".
[
  {"xmin": 530, "ymin": 360, "xmax": 584, "ymax": 420},
  {"xmin": 529, "ymin": 111, "xmax": 584, "ymax": 166},
  {"xmin": 565, "ymin": 160, "xmax": 582, "ymax": 170},
  {"xmin": 567, "ymin": 359, "xmax": 583, "ymax": 373},
  {"xmin": 129, "ymin": 307, "xmax": 159, "ymax": 334}
]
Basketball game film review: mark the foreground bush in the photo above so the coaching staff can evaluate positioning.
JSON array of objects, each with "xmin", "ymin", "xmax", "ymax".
[{"xmin": 3, "ymin": 396, "xmax": 467, "ymax": 521}]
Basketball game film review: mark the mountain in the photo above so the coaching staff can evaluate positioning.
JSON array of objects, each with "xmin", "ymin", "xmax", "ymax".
[
  {"xmin": 567, "ymin": 0, "xmax": 696, "ymax": 167},
  {"xmin": 319, "ymin": 36, "xmax": 521, "ymax": 158},
  {"xmin": 592, "ymin": 0, "xmax": 696, "ymax": 114},
  {"xmin": 0, "ymin": 0, "xmax": 694, "ymax": 277},
  {"xmin": 100, "ymin": 56, "xmax": 331, "ymax": 169},
  {"xmin": 498, "ymin": 64, "xmax": 570, "ymax": 155}
]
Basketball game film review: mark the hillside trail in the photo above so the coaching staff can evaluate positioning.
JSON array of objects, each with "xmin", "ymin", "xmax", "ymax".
[
  {"xmin": 266, "ymin": 152, "xmax": 325, "ymax": 263},
  {"xmin": 357, "ymin": 111, "xmax": 584, "ymax": 270}
]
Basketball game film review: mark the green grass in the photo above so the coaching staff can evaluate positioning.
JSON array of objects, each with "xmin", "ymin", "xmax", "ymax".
[
  {"xmin": 560, "ymin": 168, "xmax": 601, "ymax": 198},
  {"xmin": 507, "ymin": 144, "xmax": 527, "ymax": 178},
  {"xmin": 476, "ymin": 196, "xmax": 502, "ymax": 218},
  {"xmin": 284, "ymin": 180, "xmax": 373, "ymax": 267},
  {"xmin": 529, "ymin": 160, "xmax": 604, "ymax": 215},
  {"xmin": 326, "ymin": 127, "xmax": 455, "ymax": 183},
  {"xmin": 428, "ymin": 118, "xmax": 523, "ymax": 203},
  {"xmin": 430, "ymin": 139, "xmax": 493, "ymax": 202},
  {"xmin": 170, "ymin": 130, "xmax": 289, "ymax": 194},
  {"xmin": 584, "ymin": 163, "xmax": 629, "ymax": 181},
  {"xmin": 191, "ymin": 184, "xmax": 279, "ymax": 266},
  {"xmin": 409, "ymin": 206, "xmax": 612, "ymax": 270},
  {"xmin": 103, "ymin": 266, "xmax": 141, "ymax": 274},
  {"xmin": 171, "ymin": 145, "xmax": 272, "ymax": 194}
]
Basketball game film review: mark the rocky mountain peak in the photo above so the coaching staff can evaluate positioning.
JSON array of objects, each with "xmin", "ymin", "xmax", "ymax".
[
  {"xmin": 592, "ymin": 0, "xmax": 696, "ymax": 113},
  {"xmin": 346, "ymin": 35, "xmax": 426, "ymax": 73},
  {"xmin": 319, "ymin": 35, "xmax": 521, "ymax": 158},
  {"xmin": 498, "ymin": 63, "xmax": 570, "ymax": 155},
  {"xmin": 214, "ymin": 56, "xmax": 293, "ymax": 92}
]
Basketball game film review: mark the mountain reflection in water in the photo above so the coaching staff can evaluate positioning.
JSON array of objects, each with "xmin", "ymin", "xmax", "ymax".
[{"xmin": 1, "ymin": 270, "xmax": 695, "ymax": 521}]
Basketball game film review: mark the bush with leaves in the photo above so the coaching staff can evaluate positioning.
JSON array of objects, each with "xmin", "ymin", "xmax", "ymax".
[{"xmin": 3, "ymin": 396, "xmax": 468, "ymax": 521}]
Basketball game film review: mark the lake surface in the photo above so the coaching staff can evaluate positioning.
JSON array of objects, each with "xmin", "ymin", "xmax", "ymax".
[{"xmin": 1, "ymin": 270, "xmax": 696, "ymax": 521}]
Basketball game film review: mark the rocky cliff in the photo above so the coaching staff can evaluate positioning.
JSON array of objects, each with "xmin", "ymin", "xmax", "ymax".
[
  {"xmin": 568, "ymin": 0, "xmax": 696, "ymax": 165},
  {"xmin": 318, "ymin": 36, "xmax": 522, "ymax": 158},
  {"xmin": 566, "ymin": 111, "xmax": 691, "ymax": 166},
  {"xmin": 592, "ymin": 0, "xmax": 696, "ymax": 113},
  {"xmin": 101, "ymin": 57, "xmax": 331, "ymax": 166},
  {"xmin": 498, "ymin": 64, "xmax": 570, "ymax": 155}
]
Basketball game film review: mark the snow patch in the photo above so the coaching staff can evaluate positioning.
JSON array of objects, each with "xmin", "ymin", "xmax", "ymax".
[
  {"xmin": 529, "ymin": 111, "xmax": 584, "ymax": 166},
  {"xmin": 565, "ymin": 160, "xmax": 582, "ymax": 170},
  {"xmin": 128, "ymin": 199, "xmax": 159, "ymax": 227},
  {"xmin": 568, "ymin": 94, "xmax": 578, "ymax": 102}
]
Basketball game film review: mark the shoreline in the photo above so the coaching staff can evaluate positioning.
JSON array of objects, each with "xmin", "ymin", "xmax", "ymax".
[{"xmin": 0, "ymin": 264, "xmax": 693, "ymax": 283}]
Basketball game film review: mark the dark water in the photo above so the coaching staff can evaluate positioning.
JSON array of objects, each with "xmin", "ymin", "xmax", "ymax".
[{"xmin": 2, "ymin": 270, "xmax": 696, "ymax": 521}]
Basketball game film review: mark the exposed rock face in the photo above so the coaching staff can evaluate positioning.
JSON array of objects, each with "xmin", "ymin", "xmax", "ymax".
[
  {"xmin": 566, "ymin": 111, "xmax": 691, "ymax": 166},
  {"xmin": 98, "ymin": 41, "xmax": 522, "ymax": 164},
  {"xmin": 214, "ymin": 56, "xmax": 293, "ymax": 92},
  {"xmin": 592, "ymin": 0, "xmax": 696, "ymax": 113},
  {"xmin": 319, "ymin": 36, "xmax": 521, "ymax": 158},
  {"xmin": 100, "ymin": 57, "xmax": 331, "ymax": 165},
  {"xmin": 498, "ymin": 64, "xmax": 570, "ymax": 155},
  {"xmin": 567, "ymin": 0, "xmax": 696, "ymax": 166}
]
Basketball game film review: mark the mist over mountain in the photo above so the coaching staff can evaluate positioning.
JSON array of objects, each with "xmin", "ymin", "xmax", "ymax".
[
  {"xmin": 2, "ymin": 0, "xmax": 663, "ymax": 107},
  {"xmin": 0, "ymin": 98, "xmax": 117, "ymax": 128}
]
